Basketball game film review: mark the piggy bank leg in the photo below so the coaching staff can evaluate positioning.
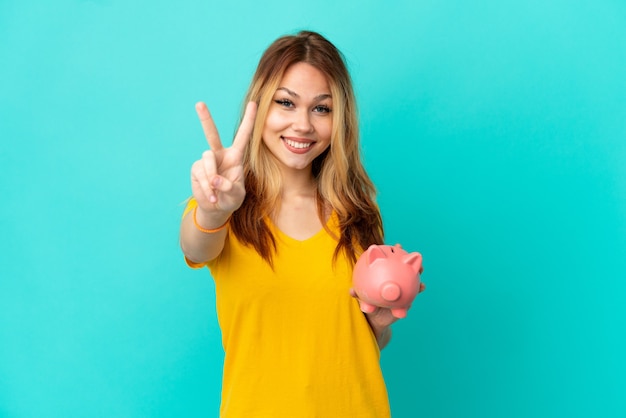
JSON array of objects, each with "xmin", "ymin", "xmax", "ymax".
[
  {"xmin": 391, "ymin": 308, "xmax": 408, "ymax": 319},
  {"xmin": 359, "ymin": 301, "xmax": 377, "ymax": 314}
]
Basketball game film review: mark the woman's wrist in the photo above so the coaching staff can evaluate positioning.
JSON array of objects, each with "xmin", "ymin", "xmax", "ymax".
[
  {"xmin": 374, "ymin": 325, "xmax": 392, "ymax": 350},
  {"xmin": 193, "ymin": 206, "xmax": 232, "ymax": 233},
  {"xmin": 364, "ymin": 314, "xmax": 391, "ymax": 349}
]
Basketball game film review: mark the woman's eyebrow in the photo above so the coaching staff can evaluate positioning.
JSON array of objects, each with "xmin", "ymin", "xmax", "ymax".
[{"xmin": 277, "ymin": 87, "xmax": 332, "ymax": 101}]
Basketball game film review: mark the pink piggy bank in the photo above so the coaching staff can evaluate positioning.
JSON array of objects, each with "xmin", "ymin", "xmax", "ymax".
[{"xmin": 352, "ymin": 244, "xmax": 423, "ymax": 319}]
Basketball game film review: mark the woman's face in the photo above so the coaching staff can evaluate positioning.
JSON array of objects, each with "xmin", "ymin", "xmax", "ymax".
[{"xmin": 262, "ymin": 62, "xmax": 333, "ymax": 175}]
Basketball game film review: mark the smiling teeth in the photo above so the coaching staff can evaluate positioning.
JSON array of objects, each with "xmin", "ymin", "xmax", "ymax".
[{"xmin": 285, "ymin": 139, "xmax": 312, "ymax": 149}]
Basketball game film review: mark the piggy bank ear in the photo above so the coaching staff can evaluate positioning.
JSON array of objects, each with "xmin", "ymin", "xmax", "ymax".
[
  {"xmin": 403, "ymin": 252, "xmax": 423, "ymax": 274},
  {"xmin": 366, "ymin": 245, "xmax": 387, "ymax": 264}
]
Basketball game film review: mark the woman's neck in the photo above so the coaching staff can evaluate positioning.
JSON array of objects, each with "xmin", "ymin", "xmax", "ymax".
[
  {"xmin": 272, "ymin": 169, "xmax": 327, "ymax": 241},
  {"xmin": 278, "ymin": 167, "xmax": 317, "ymax": 200}
]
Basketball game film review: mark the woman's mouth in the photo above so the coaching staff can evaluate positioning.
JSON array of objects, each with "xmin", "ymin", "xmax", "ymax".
[{"xmin": 281, "ymin": 136, "xmax": 314, "ymax": 153}]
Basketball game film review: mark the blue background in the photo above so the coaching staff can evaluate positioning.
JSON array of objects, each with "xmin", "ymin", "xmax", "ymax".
[{"xmin": 1, "ymin": 0, "xmax": 625, "ymax": 417}]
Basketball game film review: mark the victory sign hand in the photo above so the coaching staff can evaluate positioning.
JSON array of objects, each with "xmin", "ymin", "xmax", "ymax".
[{"xmin": 191, "ymin": 101, "xmax": 257, "ymax": 215}]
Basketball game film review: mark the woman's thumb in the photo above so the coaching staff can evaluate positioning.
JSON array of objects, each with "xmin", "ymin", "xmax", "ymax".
[{"xmin": 211, "ymin": 175, "xmax": 233, "ymax": 193}]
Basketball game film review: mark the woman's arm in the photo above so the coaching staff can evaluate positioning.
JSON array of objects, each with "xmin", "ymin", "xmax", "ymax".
[
  {"xmin": 180, "ymin": 205, "xmax": 231, "ymax": 264},
  {"xmin": 363, "ymin": 308, "xmax": 396, "ymax": 350},
  {"xmin": 353, "ymin": 282, "xmax": 426, "ymax": 350},
  {"xmin": 376, "ymin": 327, "xmax": 392, "ymax": 350},
  {"xmin": 180, "ymin": 101, "xmax": 257, "ymax": 263}
]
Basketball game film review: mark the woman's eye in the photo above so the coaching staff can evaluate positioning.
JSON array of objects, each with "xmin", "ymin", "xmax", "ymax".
[
  {"xmin": 275, "ymin": 99, "xmax": 294, "ymax": 108},
  {"xmin": 313, "ymin": 105, "xmax": 331, "ymax": 113}
]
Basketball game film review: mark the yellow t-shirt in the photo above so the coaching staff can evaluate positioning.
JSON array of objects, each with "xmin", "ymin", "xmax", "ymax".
[{"xmin": 184, "ymin": 200, "xmax": 390, "ymax": 417}]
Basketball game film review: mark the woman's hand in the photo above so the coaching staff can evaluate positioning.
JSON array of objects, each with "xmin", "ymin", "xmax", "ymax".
[
  {"xmin": 191, "ymin": 101, "xmax": 257, "ymax": 216},
  {"xmin": 350, "ymin": 282, "xmax": 426, "ymax": 349}
]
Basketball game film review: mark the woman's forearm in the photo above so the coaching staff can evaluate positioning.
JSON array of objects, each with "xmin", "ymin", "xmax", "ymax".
[
  {"xmin": 179, "ymin": 208, "xmax": 230, "ymax": 264},
  {"xmin": 372, "ymin": 324, "xmax": 392, "ymax": 350}
]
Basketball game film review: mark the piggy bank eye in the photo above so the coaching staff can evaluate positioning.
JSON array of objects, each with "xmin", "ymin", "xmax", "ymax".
[{"xmin": 390, "ymin": 248, "xmax": 395, "ymax": 253}]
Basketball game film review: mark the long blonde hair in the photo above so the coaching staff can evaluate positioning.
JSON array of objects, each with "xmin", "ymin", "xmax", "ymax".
[{"xmin": 230, "ymin": 30, "xmax": 383, "ymax": 265}]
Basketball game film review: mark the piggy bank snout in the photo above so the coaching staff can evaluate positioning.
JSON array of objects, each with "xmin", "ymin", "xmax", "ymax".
[{"xmin": 381, "ymin": 282, "xmax": 401, "ymax": 302}]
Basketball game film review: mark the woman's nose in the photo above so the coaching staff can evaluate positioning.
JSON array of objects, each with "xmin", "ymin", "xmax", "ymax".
[{"xmin": 292, "ymin": 109, "xmax": 314, "ymax": 133}]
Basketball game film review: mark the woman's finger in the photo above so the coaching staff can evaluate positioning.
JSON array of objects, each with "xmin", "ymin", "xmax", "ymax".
[
  {"xmin": 196, "ymin": 102, "xmax": 224, "ymax": 151},
  {"xmin": 231, "ymin": 101, "xmax": 257, "ymax": 152},
  {"xmin": 191, "ymin": 162, "xmax": 214, "ymax": 205},
  {"xmin": 211, "ymin": 174, "xmax": 235, "ymax": 193},
  {"xmin": 201, "ymin": 150, "xmax": 218, "ymax": 203}
]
